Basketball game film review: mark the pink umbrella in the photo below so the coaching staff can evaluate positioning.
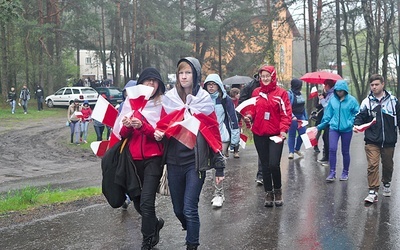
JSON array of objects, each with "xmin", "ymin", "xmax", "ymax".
[{"xmin": 300, "ymin": 71, "xmax": 343, "ymax": 84}]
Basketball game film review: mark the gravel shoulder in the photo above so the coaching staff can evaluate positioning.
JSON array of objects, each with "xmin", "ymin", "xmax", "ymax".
[{"xmin": 0, "ymin": 113, "xmax": 105, "ymax": 227}]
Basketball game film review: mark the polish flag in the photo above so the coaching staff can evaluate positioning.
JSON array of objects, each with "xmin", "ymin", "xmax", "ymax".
[
  {"xmin": 300, "ymin": 130, "xmax": 318, "ymax": 149},
  {"xmin": 354, "ymin": 118, "xmax": 377, "ymax": 132},
  {"xmin": 90, "ymin": 141, "xmax": 109, "ymax": 157},
  {"xmin": 239, "ymin": 133, "xmax": 248, "ymax": 149},
  {"xmin": 125, "ymin": 85, "xmax": 154, "ymax": 111},
  {"xmin": 91, "ymin": 95, "xmax": 119, "ymax": 128},
  {"xmin": 297, "ymin": 120, "xmax": 309, "ymax": 128},
  {"xmin": 165, "ymin": 115, "xmax": 200, "ymax": 150},
  {"xmin": 196, "ymin": 112, "xmax": 222, "ymax": 153},
  {"xmin": 308, "ymin": 86, "xmax": 318, "ymax": 99},
  {"xmin": 236, "ymin": 97, "xmax": 257, "ymax": 116},
  {"xmin": 70, "ymin": 111, "xmax": 83, "ymax": 120},
  {"xmin": 270, "ymin": 135, "xmax": 285, "ymax": 144}
]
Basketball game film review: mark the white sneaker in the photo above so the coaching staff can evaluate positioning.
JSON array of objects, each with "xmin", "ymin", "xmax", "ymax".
[
  {"xmin": 211, "ymin": 195, "xmax": 225, "ymax": 208},
  {"xmin": 383, "ymin": 184, "xmax": 391, "ymax": 197},
  {"xmin": 288, "ymin": 153, "xmax": 294, "ymax": 159},
  {"xmin": 364, "ymin": 190, "xmax": 378, "ymax": 203},
  {"xmin": 295, "ymin": 151, "xmax": 303, "ymax": 157}
]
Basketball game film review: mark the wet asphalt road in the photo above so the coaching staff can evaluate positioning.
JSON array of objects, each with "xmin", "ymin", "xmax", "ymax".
[{"xmin": 1, "ymin": 133, "xmax": 400, "ymax": 250}]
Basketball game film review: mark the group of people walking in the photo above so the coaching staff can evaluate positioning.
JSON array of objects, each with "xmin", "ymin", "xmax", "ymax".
[
  {"xmin": 100, "ymin": 57, "xmax": 398, "ymax": 250},
  {"xmin": 7, "ymin": 84, "xmax": 44, "ymax": 114}
]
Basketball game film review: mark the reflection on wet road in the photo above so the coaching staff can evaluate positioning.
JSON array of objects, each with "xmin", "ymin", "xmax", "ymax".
[{"xmin": 1, "ymin": 133, "xmax": 399, "ymax": 249}]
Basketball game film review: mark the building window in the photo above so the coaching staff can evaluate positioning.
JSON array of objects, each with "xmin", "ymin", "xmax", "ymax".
[{"xmin": 85, "ymin": 57, "xmax": 91, "ymax": 65}]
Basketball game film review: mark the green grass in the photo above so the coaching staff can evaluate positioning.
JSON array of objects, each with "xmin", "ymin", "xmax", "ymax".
[{"xmin": 0, "ymin": 186, "xmax": 102, "ymax": 214}]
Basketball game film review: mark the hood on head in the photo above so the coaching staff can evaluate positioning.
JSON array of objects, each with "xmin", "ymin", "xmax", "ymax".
[
  {"xmin": 290, "ymin": 78, "xmax": 302, "ymax": 92},
  {"xmin": 177, "ymin": 57, "xmax": 202, "ymax": 95},
  {"xmin": 258, "ymin": 65, "xmax": 277, "ymax": 93},
  {"xmin": 333, "ymin": 80, "xmax": 349, "ymax": 94},
  {"xmin": 137, "ymin": 67, "xmax": 166, "ymax": 94},
  {"xmin": 204, "ymin": 74, "xmax": 226, "ymax": 98},
  {"xmin": 83, "ymin": 100, "xmax": 89, "ymax": 105}
]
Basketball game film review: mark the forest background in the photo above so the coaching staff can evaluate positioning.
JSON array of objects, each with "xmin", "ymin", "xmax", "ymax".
[{"xmin": 1, "ymin": 0, "xmax": 399, "ymax": 107}]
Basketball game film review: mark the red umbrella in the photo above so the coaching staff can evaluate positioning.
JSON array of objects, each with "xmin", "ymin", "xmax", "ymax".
[{"xmin": 300, "ymin": 71, "xmax": 343, "ymax": 84}]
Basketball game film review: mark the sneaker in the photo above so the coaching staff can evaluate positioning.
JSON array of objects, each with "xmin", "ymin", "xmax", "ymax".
[
  {"xmin": 264, "ymin": 191, "xmax": 274, "ymax": 207},
  {"xmin": 364, "ymin": 190, "xmax": 378, "ymax": 203},
  {"xmin": 295, "ymin": 151, "xmax": 303, "ymax": 157},
  {"xmin": 83, "ymin": 140, "xmax": 88, "ymax": 144},
  {"xmin": 256, "ymin": 176, "xmax": 263, "ymax": 185},
  {"xmin": 274, "ymin": 189, "xmax": 283, "ymax": 207},
  {"xmin": 314, "ymin": 146, "xmax": 320, "ymax": 153},
  {"xmin": 326, "ymin": 172, "xmax": 336, "ymax": 182},
  {"xmin": 339, "ymin": 172, "xmax": 349, "ymax": 181},
  {"xmin": 211, "ymin": 194, "xmax": 225, "ymax": 208},
  {"xmin": 151, "ymin": 217, "xmax": 164, "ymax": 247},
  {"xmin": 234, "ymin": 152, "xmax": 240, "ymax": 158},
  {"xmin": 288, "ymin": 153, "xmax": 294, "ymax": 159},
  {"xmin": 24, "ymin": 112, "xmax": 27, "ymax": 114},
  {"xmin": 383, "ymin": 183, "xmax": 391, "ymax": 197},
  {"xmin": 121, "ymin": 199, "xmax": 130, "ymax": 210}
]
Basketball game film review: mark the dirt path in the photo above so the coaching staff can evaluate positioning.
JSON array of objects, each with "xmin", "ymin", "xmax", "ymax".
[{"xmin": 0, "ymin": 115, "xmax": 102, "ymax": 194}]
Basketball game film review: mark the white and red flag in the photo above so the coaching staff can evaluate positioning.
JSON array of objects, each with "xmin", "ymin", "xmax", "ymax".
[
  {"xmin": 239, "ymin": 133, "xmax": 248, "ymax": 149},
  {"xmin": 70, "ymin": 111, "xmax": 83, "ymax": 120},
  {"xmin": 297, "ymin": 120, "xmax": 309, "ymax": 128},
  {"xmin": 236, "ymin": 97, "xmax": 257, "ymax": 116},
  {"xmin": 354, "ymin": 118, "xmax": 377, "ymax": 132},
  {"xmin": 125, "ymin": 84, "xmax": 154, "ymax": 111},
  {"xmin": 91, "ymin": 95, "xmax": 119, "ymax": 128},
  {"xmin": 90, "ymin": 141, "xmax": 109, "ymax": 157},
  {"xmin": 270, "ymin": 135, "xmax": 285, "ymax": 144},
  {"xmin": 300, "ymin": 129, "xmax": 318, "ymax": 149},
  {"xmin": 166, "ymin": 115, "xmax": 200, "ymax": 150},
  {"xmin": 157, "ymin": 88, "xmax": 222, "ymax": 153},
  {"xmin": 308, "ymin": 86, "xmax": 318, "ymax": 99}
]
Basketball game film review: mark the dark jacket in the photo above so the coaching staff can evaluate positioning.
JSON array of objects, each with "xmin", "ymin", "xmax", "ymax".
[
  {"xmin": 238, "ymin": 77, "xmax": 259, "ymax": 104},
  {"xmin": 101, "ymin": 139, "xmax": 141, "ymax": 208},
  {"xmin": 354, "ymin": 90, "xmax": 400, "ymax": 147}
]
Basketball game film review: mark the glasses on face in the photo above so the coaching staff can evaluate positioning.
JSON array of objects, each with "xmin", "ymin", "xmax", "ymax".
[{"xmin": 260, "ymin": 74, "xmax": 271, "ymax": 79}]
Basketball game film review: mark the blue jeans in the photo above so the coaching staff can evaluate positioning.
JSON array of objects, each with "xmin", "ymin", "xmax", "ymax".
[
  {"xmin": 80, "ymin": 121, "xmax": 89, "ymax": 141},
  {"xmin": 167, "ymin": 163, "xmax": 205, "ymax": 246},
  {"xmin": 288, "ymin": 115, "xmax": 307, "ymax": 153},
  {"xmin": 21, "ymin": 99, "xmax": 28, "ymax": 113},
  {"xmin": 328, "ymin": 129, "xmax": 353, "ymax": 174},
  {"xmin": 10, "ymin": 100, "xmax": 16, "ymax": 113},
  {"xmin": 93, "ymin": 125, "xmax": 104, "ymax": 141},
  {"xmin": 69, "ymin": 121, "xmax": 80, "ymax": 143}
]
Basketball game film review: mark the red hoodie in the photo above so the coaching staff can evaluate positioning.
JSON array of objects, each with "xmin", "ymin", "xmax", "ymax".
[
  {"xmin": 248, "ymin": 65, "xmax": 292, "ymax": 136},
  {"xmin": 120, "ymin": 110, "xmax": 164, "ymax": 160}
]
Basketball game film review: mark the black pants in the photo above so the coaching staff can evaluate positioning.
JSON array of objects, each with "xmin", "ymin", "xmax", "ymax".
[
  {"xmin": 253, "ymin": 134, "xmax": 284, "ymax": 192},
  {"xmin": 131, "ymin": 157, "xmax": 163, "ymax": 240}
]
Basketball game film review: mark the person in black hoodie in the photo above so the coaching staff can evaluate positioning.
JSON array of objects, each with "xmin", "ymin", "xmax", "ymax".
[
  {"xmin": 154, "ymin": 57, "xmax": 225, "ymax": 250},
  {"xmin": 34, "ymin": 84, "xmax": 44, "ymax": 111}
]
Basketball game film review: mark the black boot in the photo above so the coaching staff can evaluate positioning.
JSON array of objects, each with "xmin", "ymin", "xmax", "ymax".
[
  {"xmin": 141, "ymin": 237, "xmax": 153, "ymax": 250},
  {"xmin": 151, "ymin": 217, "xmax": 164, "ymax": 247},
  {"xmin": 186, "ymin": 244, "xmax": 198, "ymax": 250}
]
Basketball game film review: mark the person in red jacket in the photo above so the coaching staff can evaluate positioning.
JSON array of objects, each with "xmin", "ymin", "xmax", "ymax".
[
  {"xmin": 80, "ymin": 100, "xmax": 92, "ymax": 143},
  {"xmin": 244, "ymin": 65, "xmax": 292, "ymax": 207},
  {"xmin": 119, "ymin": 67, "xmax": 166, "ymax": 250}
]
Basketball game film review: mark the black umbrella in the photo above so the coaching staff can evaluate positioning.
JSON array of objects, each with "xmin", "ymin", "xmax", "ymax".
[{"xmin": 223, "ymin": 75, "xmax": 253, "ymax": 86}]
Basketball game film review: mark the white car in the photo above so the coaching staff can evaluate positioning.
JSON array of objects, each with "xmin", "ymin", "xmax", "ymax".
[{"xmin": 45, "ymin": 87, "xmax": 98, "ymax": 108}]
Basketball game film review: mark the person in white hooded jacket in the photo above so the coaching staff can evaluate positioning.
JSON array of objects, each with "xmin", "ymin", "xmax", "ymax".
[{"xmin": 204, "ymin": 73, "xmax": 240, "ymax": 208}]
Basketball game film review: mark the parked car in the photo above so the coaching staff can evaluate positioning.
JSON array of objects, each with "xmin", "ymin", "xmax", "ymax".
[
  {"xmin": 94, "ymin": 87, "xmax": 123, "ymax": 105},
  {"xmin": 45, "ymin": 87, "xmax": 98, "ymax": 108}
]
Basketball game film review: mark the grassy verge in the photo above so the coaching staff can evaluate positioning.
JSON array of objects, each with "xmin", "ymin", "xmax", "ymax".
[{"xmin": 0, "ymin": 186, "xmax": 102, "ymax": 215}]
